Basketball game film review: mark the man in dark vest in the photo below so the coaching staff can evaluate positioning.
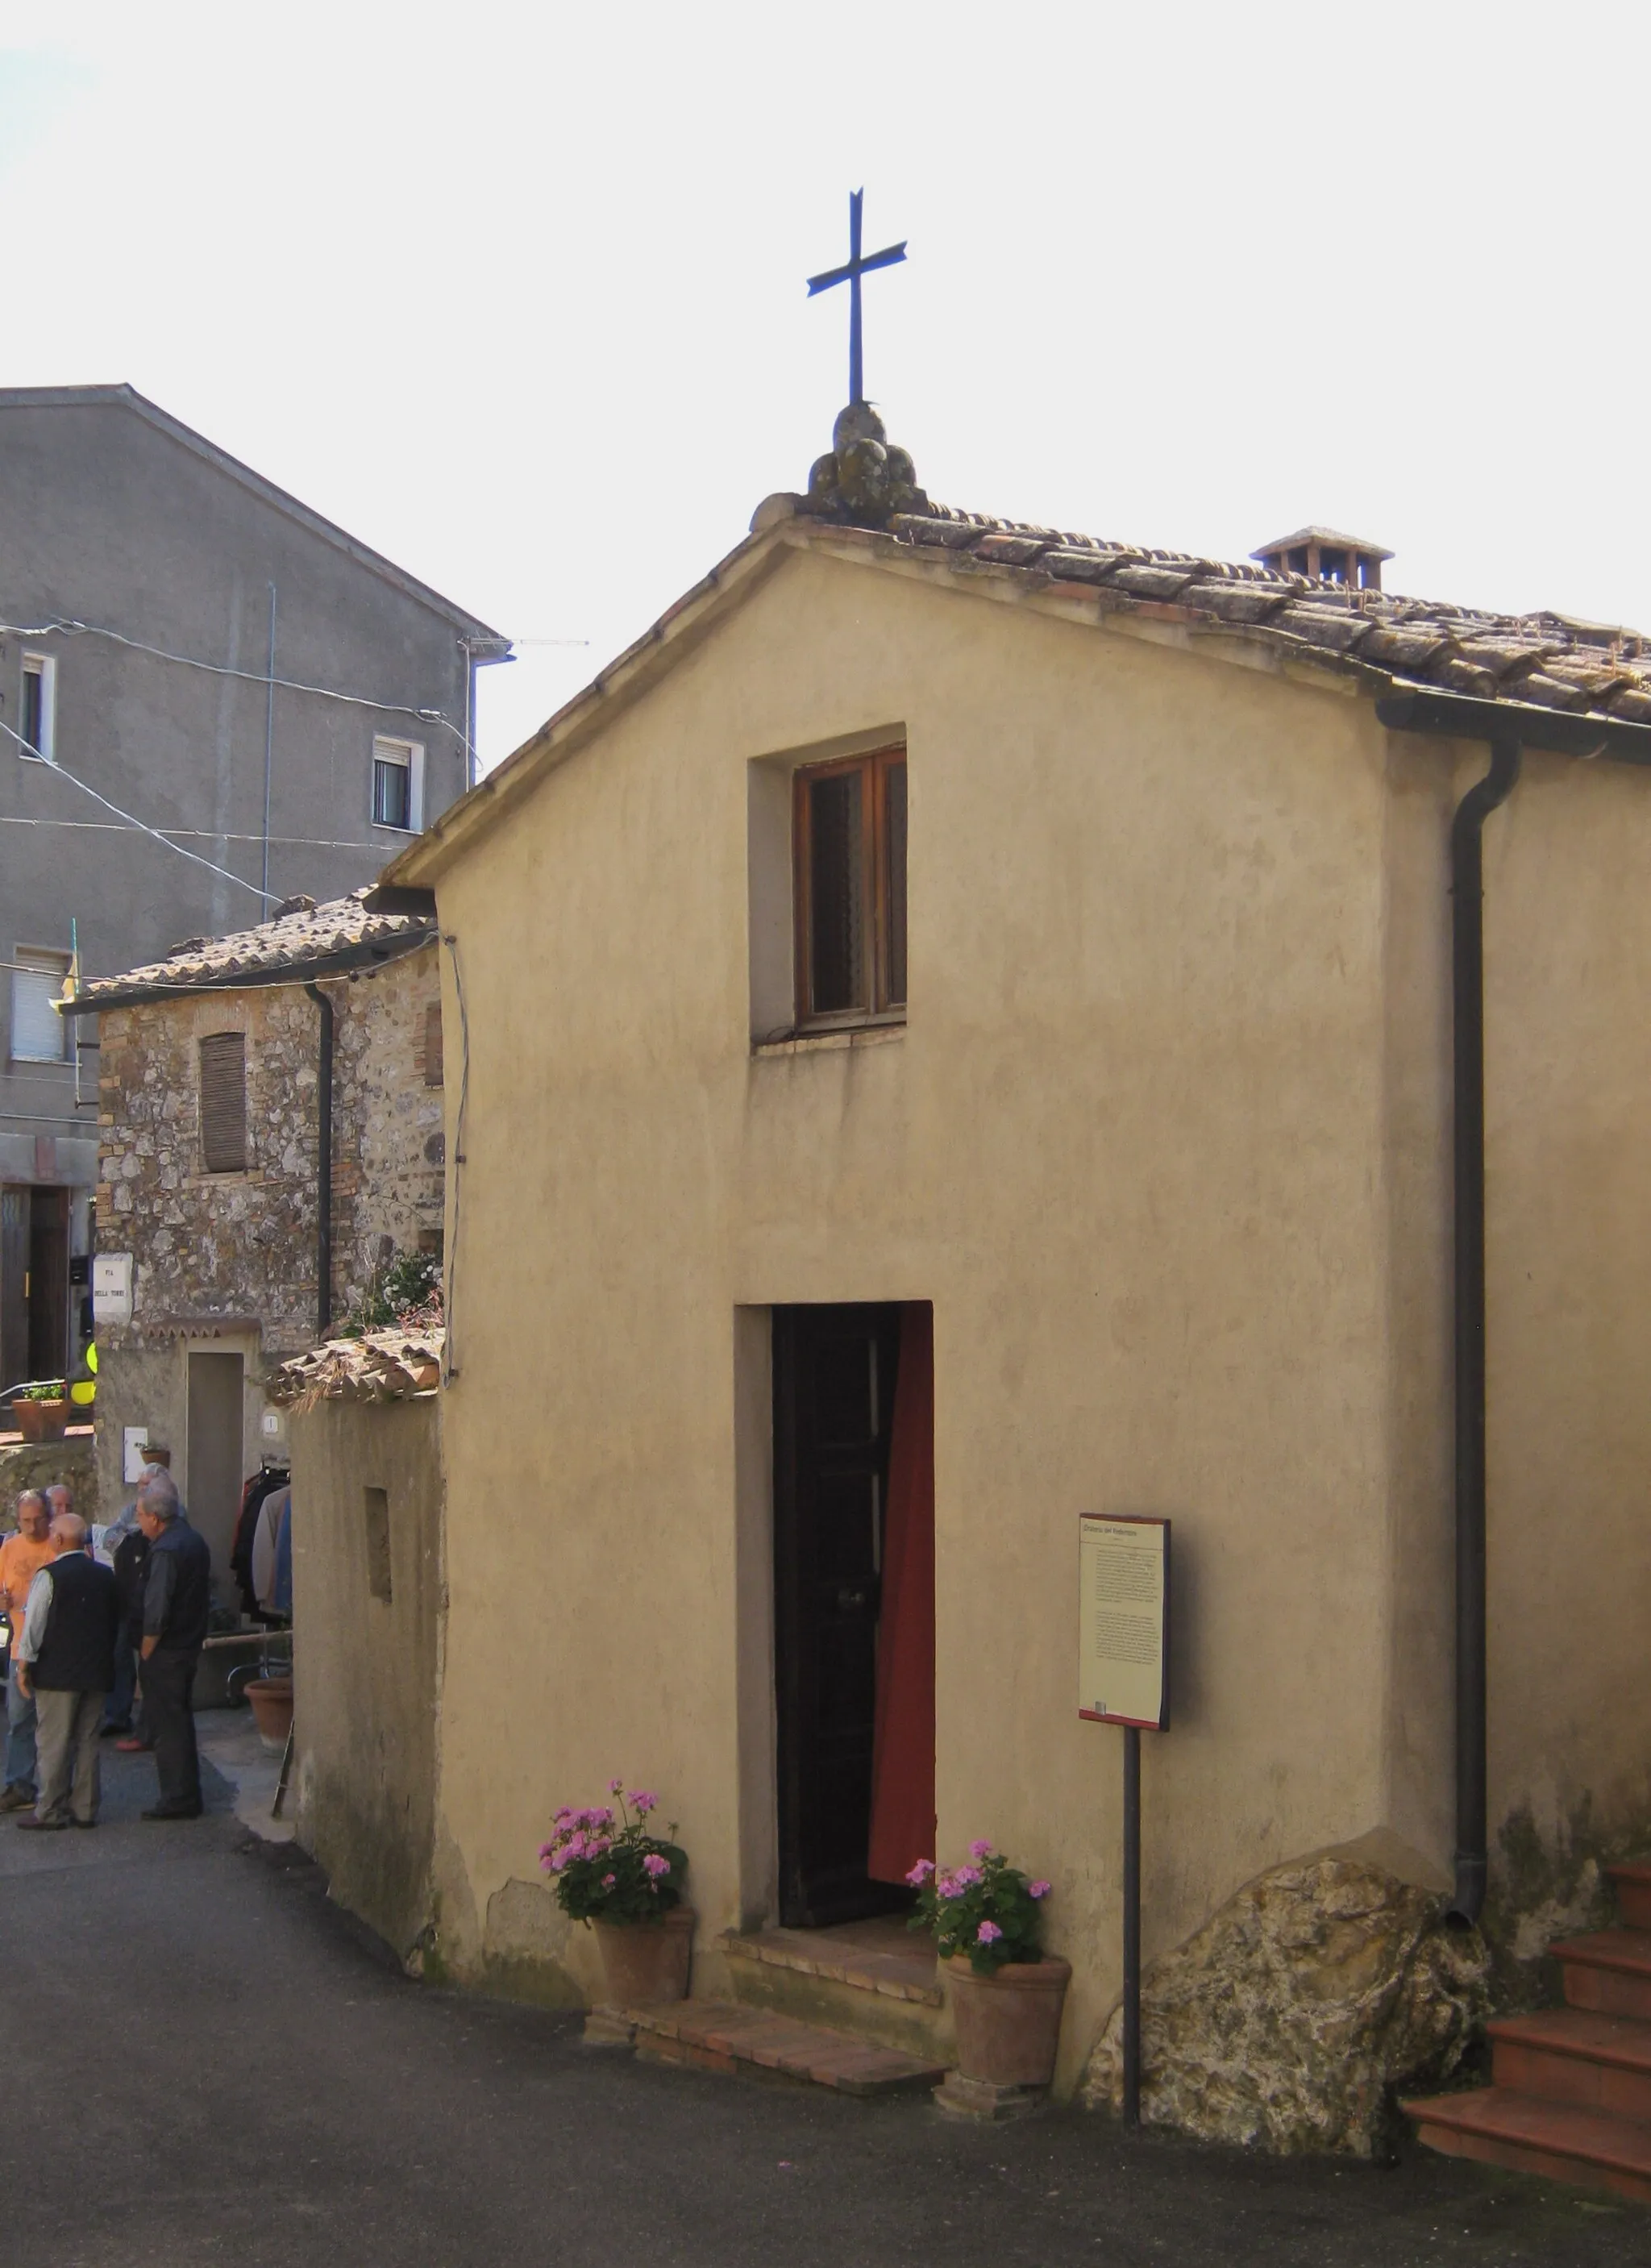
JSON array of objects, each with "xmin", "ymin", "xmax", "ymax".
[
  {"xmin": 13, "ymin": 1513, "xmax": 119, "ymax": 1829},
  {"xmin": 135, "ymin": 1471, "xmax": 211, "ymax": 1821}
]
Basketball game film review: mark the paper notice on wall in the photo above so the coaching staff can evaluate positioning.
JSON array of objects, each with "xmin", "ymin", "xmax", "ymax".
[{"xmin": 1078, "ymin": 1515, "xmax": 1170, "ymax": 1729}]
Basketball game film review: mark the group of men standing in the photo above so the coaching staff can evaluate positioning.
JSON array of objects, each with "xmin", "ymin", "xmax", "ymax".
[{"xmin": 0, "ymin": 1468, "xmax": 210, "ymax": 1826}]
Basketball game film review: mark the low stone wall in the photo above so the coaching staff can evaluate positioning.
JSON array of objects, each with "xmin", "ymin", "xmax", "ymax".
[{"xmin": 1081, "ymin": 1845, "xmax": 1488, "ymax": 2156}]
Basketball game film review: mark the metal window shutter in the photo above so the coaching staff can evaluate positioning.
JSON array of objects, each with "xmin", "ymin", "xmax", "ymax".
[
  {"xmin": 199, "ymin": 1032, "xmax": 247, "ymax": 1173},
  {"xmin": 10, "ymin": 961, "xmax": 66, "ymax": 1061}
]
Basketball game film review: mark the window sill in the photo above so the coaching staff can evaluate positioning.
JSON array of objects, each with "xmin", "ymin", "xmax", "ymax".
[{"xmin": 752, "ymin": 1022, "xmax": 906, "ymax": 1060}]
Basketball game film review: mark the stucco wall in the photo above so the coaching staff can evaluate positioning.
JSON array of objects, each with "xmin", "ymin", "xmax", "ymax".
[
  {"xmin": 290, "ymin": 1394, "xmax": 443, "ymax": 1958},
  {"xmin": 422, "ymin": 538, "xmax": 1651, "ymax": 2088},
  {"xmin": 423, "ymin": 544, "xmax": 1420, "ymax": 2080},
  {"xmin": 1481, "ymin": 752, "xmax": 1651, "ymax": 1905}
]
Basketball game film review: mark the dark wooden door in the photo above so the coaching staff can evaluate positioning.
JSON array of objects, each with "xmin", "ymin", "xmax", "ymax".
[
  {"xmin": 27, "ymin": 1186, "xmax": 69, "ymax": 1381},
  {"xmin": 773, "ymin": 1303, "xmax": 903, "ymax": 1927},
  {"xmin": 0, "ymin": 1188, "xmax": 28, "ymax": 1391}
]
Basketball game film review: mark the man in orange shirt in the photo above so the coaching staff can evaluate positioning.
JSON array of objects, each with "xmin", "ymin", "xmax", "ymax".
[{"xmin": 0, "ymin": 1493, "xmax": 56, "ymax": 1811}]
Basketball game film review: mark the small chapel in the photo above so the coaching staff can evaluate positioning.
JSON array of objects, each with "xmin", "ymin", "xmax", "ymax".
[{"xmin": 293, "ymin": 218, "xmax": 1651, "ymax": 2170}]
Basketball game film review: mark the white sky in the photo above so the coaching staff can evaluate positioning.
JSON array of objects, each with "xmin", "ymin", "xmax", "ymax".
[{"xmin": 2, "ymin": 3, "xmax": 1647, "ymax": 772}]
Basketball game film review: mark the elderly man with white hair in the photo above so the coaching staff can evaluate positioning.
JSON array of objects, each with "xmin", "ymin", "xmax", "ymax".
[
  {"xmin": 135, "ymin": 1469, "xmax": 211, "ymax": 1821},
  {"xmin": 13, "ymin": 1512, "xmax": 119, "ymax": 1829}
]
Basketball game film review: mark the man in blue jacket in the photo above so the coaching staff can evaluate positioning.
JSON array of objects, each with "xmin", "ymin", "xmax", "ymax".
[{"xmin": 135, "ymin": 1471, "xmax": 210, "ymax": 1821}]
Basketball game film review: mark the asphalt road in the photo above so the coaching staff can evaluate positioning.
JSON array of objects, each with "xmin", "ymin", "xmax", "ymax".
[{"xmin": 9, "ymin": 1741, "xmax": 1649, "ymax": 2268}]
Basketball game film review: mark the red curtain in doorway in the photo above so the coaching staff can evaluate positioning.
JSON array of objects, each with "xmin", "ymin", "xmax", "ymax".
[{"xmin": 867, "ymin": 1302, "xmax": 935, "ymax": 1884}]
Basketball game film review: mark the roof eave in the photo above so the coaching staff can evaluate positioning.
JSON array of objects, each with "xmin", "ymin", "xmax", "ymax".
[
  {"xmin": 0, "ymin": 385, "xmax": 505, "ymax": 646},
  {"xmin": 64, "ymin": 926, "xmax": 435, "ymax": 1016},
  {"xmin": 1376, "ymin": 685, "xmax": 1651, "ymax": 764},
  {"xmin": 382, "ymin": 520, "xmax": 792, "ymax": 888}
]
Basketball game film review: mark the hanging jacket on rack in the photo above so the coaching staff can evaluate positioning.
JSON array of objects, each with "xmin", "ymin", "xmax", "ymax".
[{"xmin": 231, "ymin": 1467, "xmax": 288, "ymax": 1619}]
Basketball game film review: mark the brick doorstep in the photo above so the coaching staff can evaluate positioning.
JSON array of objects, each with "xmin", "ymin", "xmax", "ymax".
[
  {"xmin": 718, "ymin": 1925, "xmax": 942, "ymax": 2006},
  {"xmin": 626, "ymin": 1999, "xmax": 947, "ymax": 2098},
  {"xmin": 1404, "ymin": 2086, "xmax": 1651, "ymax": 2206}
]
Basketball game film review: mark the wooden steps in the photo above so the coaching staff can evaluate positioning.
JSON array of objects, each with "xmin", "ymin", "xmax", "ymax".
[
  {"xmin": 623, "ymin": 1997, "xmax": 948, "ymax": 2097},
  {"xmin": 1406, "ymin": 1859, "xmax": 1651, "ymax": 2204}
]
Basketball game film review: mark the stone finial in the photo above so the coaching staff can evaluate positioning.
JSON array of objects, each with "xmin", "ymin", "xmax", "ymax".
[{"xmin": 804, "ymin": 402, "xmax": 929, "ymax": 530}]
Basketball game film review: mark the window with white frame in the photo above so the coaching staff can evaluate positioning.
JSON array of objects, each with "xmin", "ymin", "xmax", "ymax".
[
  {"xmin": 371, "ymin": 736, "xmax": 425, "ymax": 832},
  {"xmin": 19, "ymin": 654, "xmax": 56, "ymax": 762},
  {"xmin": 10, "ymin": 947, "xmax": 69, "ymax": 1063}
]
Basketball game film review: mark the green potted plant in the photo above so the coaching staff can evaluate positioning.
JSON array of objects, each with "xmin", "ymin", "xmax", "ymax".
[
  {"xmin": 540, "ymin": 1782, "xmax": 692, "ymax": 2009},
  {"xmin": 909, "ymin": 1842, "xmax": 1070, "ymax": 2111},
  {"xmin": 14, "ymin": 1381, "xmax": 69, "ymax": 1444}
]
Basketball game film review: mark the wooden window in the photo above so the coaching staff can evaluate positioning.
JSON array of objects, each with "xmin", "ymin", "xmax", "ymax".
[
  {"xmin": 198, "ymin": 1032, "xmax": 247, "ymax": 1174},
  {"xmin": 423, "ymin": 1000, "xmax": 443, "ymax": 1087},
  {"xmin": 793, "ymin": 747, "xmax": 906, "ymax": 1028}
]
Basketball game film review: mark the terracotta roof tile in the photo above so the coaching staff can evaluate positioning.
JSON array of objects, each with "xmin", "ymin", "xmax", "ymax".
[
  {"xmin": 71, "ymin": 889, "xmax": 434, "ymax": 1009},
  {"xmin": 825, "ymin": 495, "xmax": 1651, "ymax": 730}
]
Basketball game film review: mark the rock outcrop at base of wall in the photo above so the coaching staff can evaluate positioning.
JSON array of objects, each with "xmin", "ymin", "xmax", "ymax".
[{"xmin": 1080, "ymin": 1854, "xmax": 1488, "ymax": 2155}]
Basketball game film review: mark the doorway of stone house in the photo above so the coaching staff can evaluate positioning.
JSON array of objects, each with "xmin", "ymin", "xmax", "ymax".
[
  {"xmin": 186, "ymin": 1350, "xmax": 244, "ymax": 1583},
  {"xmin": 771, "ymin": 1301, "xmax": 935, "ymax": 1928}
]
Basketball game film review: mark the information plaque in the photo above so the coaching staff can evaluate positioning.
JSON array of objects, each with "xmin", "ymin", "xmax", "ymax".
[{"xmin": 1078, "ymin": 1514, "xmax": 1170, "ymax": 1731}]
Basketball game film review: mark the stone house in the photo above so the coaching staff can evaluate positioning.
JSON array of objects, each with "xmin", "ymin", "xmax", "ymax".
[
  {"xmin": 333, "ymin": 402, "xmax": 1651, "ymax": 2160},
  {"xmin": 64, "ymin": 891, "xmax": 444, "ymax": 1583},
  {"xmin": 0, "ymin": 383, "xmax": 505, "ymax": 1396}
]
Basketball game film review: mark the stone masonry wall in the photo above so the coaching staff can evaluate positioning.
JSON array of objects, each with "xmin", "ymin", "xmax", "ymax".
[{"xmin": 96, "ymin": 941, "xmax": 443, "ymax": 1360}]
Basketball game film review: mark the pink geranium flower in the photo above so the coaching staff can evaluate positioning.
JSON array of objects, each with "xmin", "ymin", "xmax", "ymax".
[
  {"xmin": 643, "ymin": 1853, "xmax": 671, "ymax": 1879},
  {"xmin": 629, "ymin": 1791, "xmax": 658, "ymax": 1815},
  {"xmin": 968, "ymin": 1839, "xmax": 992, "ymax": 1861},
  {"xmin": 601, "ymin": 1873, "xmax": 616, "ymax": 1888},
  {"xmin": 976, "ymin": 1921, "xmax": 1003, "ymax": 1944},
  {"xmin": 1029, "ymin": 1880, "xmax": 1051, "ymax": 1900},
  {"xmin": 905, "ymin": 1859, "xmax": 935, "ymax": 1887},
  {"xmin": 952, "ymin": 1864, "xmax": 982, "ymax": 1889}
]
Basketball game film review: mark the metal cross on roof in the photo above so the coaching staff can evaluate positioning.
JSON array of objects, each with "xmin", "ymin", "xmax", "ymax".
[{"xmin": 806, "ymin": 189, "xmax": 907, "ymax": 408}]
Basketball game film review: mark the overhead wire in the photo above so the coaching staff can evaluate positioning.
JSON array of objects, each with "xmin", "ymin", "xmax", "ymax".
[
  {"xmin": 1, "ymin": 615, "xmax": 483, "ymax": 768},
  {"xmin": 0, "ymin": 712, "xmax": 276, "ymax": 901},
  {"xmin": 0, "ymin": 814, "xmax": 408, "ymax": 855}
]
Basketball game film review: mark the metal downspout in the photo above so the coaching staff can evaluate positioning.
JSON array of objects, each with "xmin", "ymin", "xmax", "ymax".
[
  {"xmin": 304, "ymin": 981, "xmax": 335, "ymax": 1338},
  {"xmin": 1446, "ymin": 734, "xmax": 1521, "ymax": 1926}
]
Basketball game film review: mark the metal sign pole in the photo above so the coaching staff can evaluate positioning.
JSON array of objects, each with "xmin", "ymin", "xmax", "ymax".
[{"xmin": 1122, "ymin": 1723, "xmax": 1141, "ymax": 2124}]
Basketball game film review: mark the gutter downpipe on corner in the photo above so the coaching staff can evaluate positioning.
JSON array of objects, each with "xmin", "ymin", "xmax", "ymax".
[
  {"xmin": 1446, "ymin": 733, "xmax": 1521, "ymax": 1926},
  {"xmin": 304, "ymin": 980, "xmax": 335, "ymax": 1338}
]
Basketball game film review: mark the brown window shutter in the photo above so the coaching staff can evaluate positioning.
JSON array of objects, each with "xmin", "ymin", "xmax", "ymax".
[
  {"xmin": 424, "ymin": 1000, "xmax": 443, "ymax": 1088},
  {"xmin": 199, "ymin": 1032, "xmax": 247, "ymax": 1173}
]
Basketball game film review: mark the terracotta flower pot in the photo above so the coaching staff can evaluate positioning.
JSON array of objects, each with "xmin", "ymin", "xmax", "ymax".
[
  {"xmin": 13, "ymin": 1399, "xmax": 64, "ymax": 1442},
  {"xmin": 944, "ymin": 1952, "xmax": 1072, "ymax": 2089},
  {"xmin": 245, "ymin": 1675, "xmax": 294, "ymax": 1753},
  {"xmin": 592, "ymin": 1904, "xmax": 695, "ymax": 2009}
]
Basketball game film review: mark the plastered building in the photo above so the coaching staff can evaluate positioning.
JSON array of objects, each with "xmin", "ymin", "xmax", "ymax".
[
  {"xmin": 365, "ymin": 411, "xmax": 1651, "ymax": 2127},
  {"xmin": 0, "ymin": 385, "xmax": 503, "ymax": 1396}
]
